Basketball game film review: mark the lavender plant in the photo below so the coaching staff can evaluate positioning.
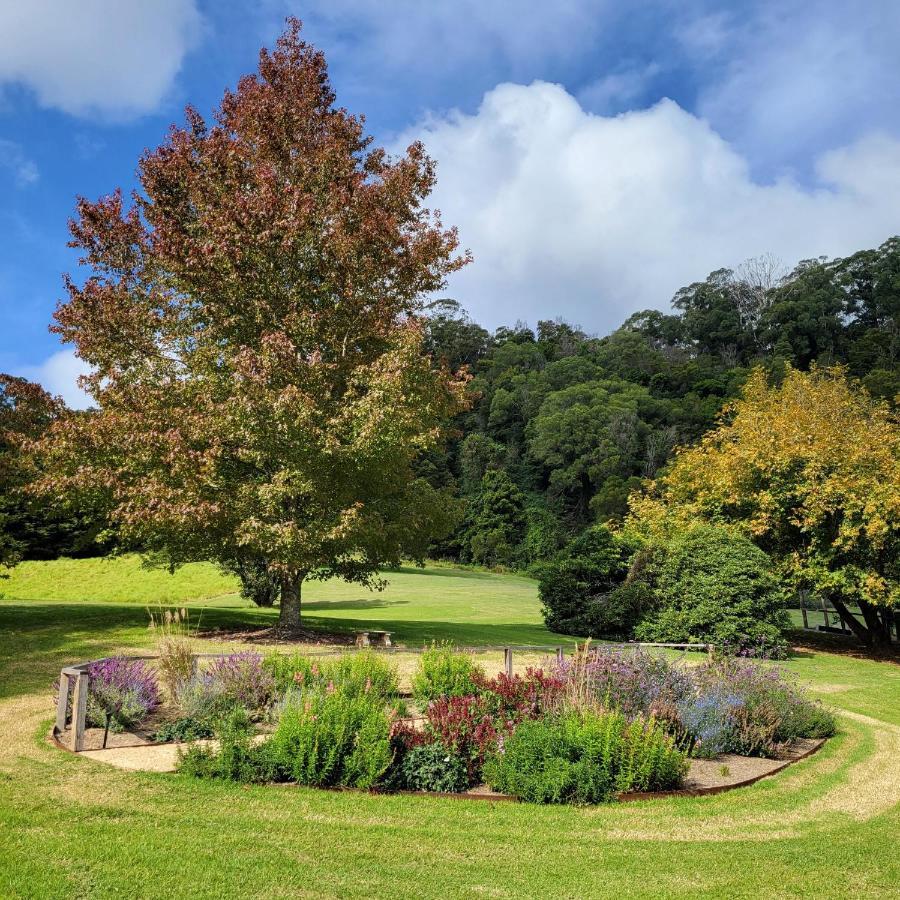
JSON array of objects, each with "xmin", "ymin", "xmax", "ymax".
[
  {"xmin": 84, "ymin": 657, "xmax": 161, "ymax": 729},
  {"xmin": 205, "ymin": 652, "xmax": 275, "ymax": 712}
]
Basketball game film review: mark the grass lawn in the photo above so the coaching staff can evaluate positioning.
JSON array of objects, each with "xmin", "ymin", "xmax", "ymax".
[{"xmin": 1, "ymin": 557, "xmax": 898, "ymax": 898}]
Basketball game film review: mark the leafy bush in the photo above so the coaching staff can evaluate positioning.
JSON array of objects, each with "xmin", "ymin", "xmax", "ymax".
[
  {"xmin": 476, "ymin": 668, "xmax": 565, "ymax": 721},
  {"xmin": 537, "ymin": 526, "xmax": 633, "ymax": 636},
  {"xmin": 268, "ymin": 688, "xmax": 393, "ymax": 788},
  {"xmin": 263, "ymin": 652, "xmax": 317, "ymax": 694},
  {"xmin": 61, "ymin": 657, "xmax": 161, "ymax": 729},
  {"xmin": 177, "ymin": 707, "xmax": 276, "ymax": 783},
  {"xmin": 264, "ymin": 651, "xmax": 398, "ymax": 700},
  {"xmin": 423, "ymin": 693, "xmax": 499, "ymax": 782},
  {"xmin": 399, "ymin": 741, "xmax": 469, "ymax": 793},
  {"xmin": 174, "ymin": 673, "xmax": 229, "ymax": 722},
  {"xmin": 634, "ymin": 526, "xmax": 790, "ymax": 657},
  {"xmin": 412, "ymin": 643, "xmax": 484, "ymax": 703},
  {"xmin": 154, "ymin": 716, "xmax": 215, "ymax": 743},
  {"xmin": 484, "ymin": 708, "xmax": 687, "ymax": 804},
  {"xmin": 322, "ymin": 651, "xmax": 398, "ymax": 699},
  {"xmin": 205, "ymin": 652, "xmax": 275, "ymax": 712}
]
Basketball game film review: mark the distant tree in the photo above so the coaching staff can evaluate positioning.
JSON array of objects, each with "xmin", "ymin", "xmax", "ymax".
[
  {"xmin": 462, "ymin": 470, "xmax": 527, "ymax": 568},
  {"xmin": 0, "ymin": 375, "xmax": 101, "ymax": 566},
  {"xmin": 526, "ymin": 379, "xmax": 654, "ymax": 517},
  {"xmin": 630, "ymin": 367, "xmax": 900, "ymax": 646},
  {"xmin": 32, "ymin": 21, "xmax": 469, "ymax": 629}
]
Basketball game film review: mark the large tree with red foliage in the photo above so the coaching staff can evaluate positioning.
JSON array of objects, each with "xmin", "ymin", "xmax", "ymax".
[{"xmin": 34, "ymin": 20, "xmax": 470, "ymax": 627}]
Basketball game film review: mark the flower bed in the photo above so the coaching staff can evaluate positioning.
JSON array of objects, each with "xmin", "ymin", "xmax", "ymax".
[{"xmin": 53, "ymin": 644, "xmax": 836, "ymax": 804}]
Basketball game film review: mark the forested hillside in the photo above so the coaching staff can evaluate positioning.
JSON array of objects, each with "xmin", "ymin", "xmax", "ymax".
[{"xmin": 422, "ymin": 237, "xmax": 900, "ymax": 569}]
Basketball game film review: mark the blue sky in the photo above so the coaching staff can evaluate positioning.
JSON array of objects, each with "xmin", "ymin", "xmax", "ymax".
[{"xmin": 1, "ymin": 1, "xmax": 899, "ymax": 405}]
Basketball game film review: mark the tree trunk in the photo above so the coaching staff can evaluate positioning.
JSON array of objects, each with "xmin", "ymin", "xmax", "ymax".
[
  {"xmin": 831, "ymin": 595, "xmax": 892, "ymax": 647},
  {"xmin": 278, "ymin": 572, "xmax": 303, "ymax": 631},
  {"xmin": 829, "ymin": 596, "xmax": 871, "ymax": 644},
  {"xmin": 860, "ymin": 599, "xmax": 892, "ymax": 647}
]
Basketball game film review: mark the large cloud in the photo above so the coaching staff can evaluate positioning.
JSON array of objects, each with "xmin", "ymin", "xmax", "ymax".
[
  {"xmin": 0, "ymin": 0, "xmax": 203, "ymax": 118},
  {"xmin": 401, "ymin": 82, "xmax": 900, "ymax": 332}
]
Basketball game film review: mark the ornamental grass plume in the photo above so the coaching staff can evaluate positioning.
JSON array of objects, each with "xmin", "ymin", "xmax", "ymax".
[{"xmin": 149, "ymin": 606, "xmax": 198, "ymax": 700}]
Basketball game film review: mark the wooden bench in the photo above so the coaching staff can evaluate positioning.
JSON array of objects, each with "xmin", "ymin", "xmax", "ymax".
[{"xmin": 355, "ymin": 630, "xmax": 392, "ymax": 648}]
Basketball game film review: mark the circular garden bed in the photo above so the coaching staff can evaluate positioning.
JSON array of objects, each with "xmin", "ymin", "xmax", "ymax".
[{"xmin": 52, "ymin": 642, "xmax": 835, "ymax": 805}]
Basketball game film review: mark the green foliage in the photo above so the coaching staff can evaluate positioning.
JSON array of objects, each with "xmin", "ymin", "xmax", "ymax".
[
  {"xmin": 263, "ymin": 650, "xmax": 398, "ymax": 699},
  {"xmin": 536, "ymin": 525, "xmax": 633, "ymax": 635},
  {"xmin": 634, "ymin": 526, "xmax": 789, "ymax": 655},
  {"xmin": 154, "ymin": 717, "xmax": 215, "ymax": 743},
  {"xmin": 484, "ymin": 708, "xmax": 688, "ymax": 804},
  {"xmin": 178, "ymin": 707, "xmax": 276, "ymax": 783},
  {"xmin": 412, "ymin": 643, "xmax": 484, "ymax": 703},
  {"xmin": 461, "ymin": 470, "xmax": 528, "ymax": 568},
  {"xmin": 268, "ymin": 689, "xmax": 393, "ymax": 789},
  {"xmin": 399, "ymin": 741, "xmax": 470, "ymax": 793}
]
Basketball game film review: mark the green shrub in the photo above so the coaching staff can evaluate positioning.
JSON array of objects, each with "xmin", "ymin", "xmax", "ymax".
[
  {"xmin": 154, "ymin": 716, "xmax": 214, "ymax": 743},
  {"xmin": 263, "ymin": 652, "xmax": 316, "ymax": 694},
  {"xmin": 536, "ymin": 526, "xmax": 633, "ymax": 636},
  {"xmin": 264, "ymin": 651, "xmax": 398, "ymax": 700},
  {"xmin": 634, "ymin": 526, "xmax": 790, "ymax": 657},
  {"xmin": 484, "ymin": 708, "xmax": 687, "ymax": 804},
  {"xmin": 268, "ymin": 688, "xmax": 393, "ymax": 788},
  {"xmin": 399, "ymin": 741, "xmax": 469, "ymax": 793},
  {"xmin": 322, "ymin": 651, "xmax": 398, "ymax": 700},
  {"xmin": 412, "ymin": 643, "xmax": 484, "ymax": 703},
  {"xmin": 177, "ymin": 707, "xmax": 276, "ymax": 783}
]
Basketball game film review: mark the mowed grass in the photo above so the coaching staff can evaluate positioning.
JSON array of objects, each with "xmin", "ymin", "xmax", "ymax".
[
  {"xmin": 0, "ymin": 554, "xmax": 558, "ymax": 653},
  {"xmin": 0, "ymin": 557, "xmax": 898, "ymax": 898}
]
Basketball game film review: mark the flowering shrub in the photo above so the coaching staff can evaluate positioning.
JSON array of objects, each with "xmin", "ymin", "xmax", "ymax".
[
  {"xmin": 677, "ymin": 686, "xmax": 745, "ymax": 758},
  {"xmin": 423, "ymin": 693, "xmax": 499, "ymax": 782},
  {"xmin": 205, "ymin": 652, "xmax": 275, "ymax": 712},
  {"xmin": 264, "ymin": 651, "xmax": 398, "ymax": 700},
  {"xmin": 83, "ymin": 657, "xmax": 161, "ymax": 728},
  {"xmin": 552, "ymin": 645, "xmax": 692, "ymax": 721},
  {"xmin": 475, "ymin": 668, "xmax": 565, "ymax": 721},
  {"xmin": 686, "ymin": 659, "xmax": 836, "ymax": 756}
]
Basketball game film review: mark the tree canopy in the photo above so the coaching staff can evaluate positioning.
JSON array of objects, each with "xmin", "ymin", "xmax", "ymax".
[
  {"xmin": 31, "ymin": 20, "xmax": 469, "ymax": 627},
  {"xmin": 629, "ymin": 367, "xmax": 900, "ymax": 644}
]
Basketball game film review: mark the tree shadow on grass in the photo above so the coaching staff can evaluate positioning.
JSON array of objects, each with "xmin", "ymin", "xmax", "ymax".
[
  {"xmin": 301, "ymin": 598, "xmax": 409, "ymax": 611},
  {"xmin": 0, "ymin": 601, "xmax": 572, "ymax": 701}
]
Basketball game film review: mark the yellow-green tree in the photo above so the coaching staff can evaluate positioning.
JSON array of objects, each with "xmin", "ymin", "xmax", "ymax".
[{"xmin": 629, "ymin": 366, "xmax": 900, "ymax": 645}]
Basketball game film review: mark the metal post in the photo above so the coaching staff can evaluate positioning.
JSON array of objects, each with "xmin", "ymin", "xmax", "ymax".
[{"xmin": 555, "ymin": 646, "xmax": 564, "ymax": 665}]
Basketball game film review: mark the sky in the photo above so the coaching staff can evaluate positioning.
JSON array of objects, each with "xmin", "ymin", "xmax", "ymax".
[{"xmin": 1, "ymin": 0, "xmax": 899, "ymax": 407}]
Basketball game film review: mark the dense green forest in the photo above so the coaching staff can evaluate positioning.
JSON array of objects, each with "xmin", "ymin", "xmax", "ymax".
[
  {"xmin": 421, "ymin": 237, "xmax": 900, "ymax": 570},
  {"xmin": 2, "ymin": 236, "xmax": 898, "ymax": 648}
]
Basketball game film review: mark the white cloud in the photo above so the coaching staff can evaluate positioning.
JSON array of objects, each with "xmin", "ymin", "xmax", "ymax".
[
  {"xmin": 577, "ymin": 64, "xmax": 660, "ymax": 113},
  {"xmin": 401, "ymin": 81, "xmax": 900, "ymax": 332},
  {"xmin": 688, "ymin": 1, "xmax": 900, "ymax": 168},
  {"xmin": 16, "ymin": 349, "xmax": 92, "ymax": 410},
  {"xmin": 0, "ymin": 0, "xmax": 204, "ymax": 118},
  {"xmin": 0, "ymin": 139, "xmax": 38, "ymax": 186}
]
